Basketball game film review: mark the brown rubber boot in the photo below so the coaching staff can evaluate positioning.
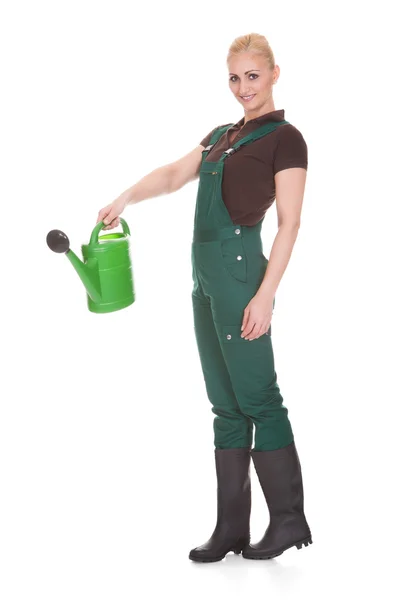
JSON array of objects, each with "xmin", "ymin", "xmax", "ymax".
[
  {"xmin": 242, "ymin": 441, "xmax": 312, "ymax": 560},
  {"xmin": 189, "ymin": 447, "xmax": 251, "ymax": 562}
]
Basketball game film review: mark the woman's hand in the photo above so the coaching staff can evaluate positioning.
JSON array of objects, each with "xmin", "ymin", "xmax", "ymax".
[
  {"xmin": 241, "ymin": 290, "xmax": 274, "ymax": 340},
  {"xmin": 96, "ymin": 192, "xmax": 130, "ymax": 231}
]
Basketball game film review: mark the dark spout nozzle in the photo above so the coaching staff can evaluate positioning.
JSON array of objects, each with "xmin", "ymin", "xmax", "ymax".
[
  {"xmin": 47, "ymin": 230, "xmax": 70, "ymax": 253},
  {"xmin": 46, "ymin": 229, "xmax": 101, "ymax": 303}
]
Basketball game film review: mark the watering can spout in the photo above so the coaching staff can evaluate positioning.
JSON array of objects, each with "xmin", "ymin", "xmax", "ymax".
[{"xmin": 46, "ymin": 230, "xmax": 102, "ymax": 303}]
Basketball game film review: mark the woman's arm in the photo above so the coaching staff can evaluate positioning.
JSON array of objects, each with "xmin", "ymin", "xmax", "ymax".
[
  {"xmin": 241, "ymin": 166, "xmax": 307, "ymax": 340},
  {"xmin": 125, "ymin": 145, "xmax": 205, "ymax": 207},
  {"xmin": 257, "ymin": 166, "xmax": 307, "ymax": 299},
  {"xmin": 97, "ymin": 145, "xmax": 204, "ymax": 228}
]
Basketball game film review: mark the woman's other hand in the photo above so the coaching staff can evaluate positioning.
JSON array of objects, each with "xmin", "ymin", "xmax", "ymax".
[
  {"xmin": 96, "ymin": 192, "xmax": 130, "ymax": 230},
  {"xmin": 241, "ymin": 290, "xmax": 274, "ymax": 340}
]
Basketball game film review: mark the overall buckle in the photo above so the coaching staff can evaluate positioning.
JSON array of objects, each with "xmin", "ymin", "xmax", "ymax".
[{"xmin": 223, "ymin": 147, "xmax": 239, "ymax": 157}]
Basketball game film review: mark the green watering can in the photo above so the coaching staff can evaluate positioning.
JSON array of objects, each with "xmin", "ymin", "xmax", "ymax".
[{"xmin": 46, "ymin": 218, "xmax": 135, "ymax": 314}]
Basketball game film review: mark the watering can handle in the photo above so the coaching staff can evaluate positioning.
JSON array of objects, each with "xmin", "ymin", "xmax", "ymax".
[{"xmin": 89, "ymin": 217, "xmax": 131, "ymax": 245}]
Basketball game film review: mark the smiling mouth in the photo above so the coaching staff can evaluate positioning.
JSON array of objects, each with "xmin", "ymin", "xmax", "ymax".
[{"xmin": 240, "ymin": 94, "xmax": 256, "ymax": 101}]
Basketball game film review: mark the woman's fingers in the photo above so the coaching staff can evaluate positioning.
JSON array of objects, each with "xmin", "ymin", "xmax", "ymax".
[
  {"xmin": 241, "ymin": 307, "xmax": 250, "ymax": 334},
  {"xmin": 248, "ymin": 323, "xmax": 263, "ymax": 341},
  {"xmin": 256, "ymin": 324, "xmax": 270, "ymax": 339},
  {"xmin": 96, "ymin": 204, "xmax": 119, "ymax": 228},
  {"xmin": 97, "ymin": 205, "xmax": 112, "ymax": 224},
  {"xmin": 97, "ymin": 208, "xmax": 105, "ymax": 221},
  {"xmin": 249, "ymin": 324, "xmax": 264, "ymax": 340},
  {"xmin": 96, "ymin": 195, "xmax": 127, "ymax": 229},
  {"xmin": 103, "ymin": 205, "xmax": 121, "ymax": 226},
  {"xmin": 244, "ymin": 321, "xmax": 270, "ymax": 340},
  {"xmin": 103, "ymin": 216, "xmax": 120, "ymax": 230},
  {"xmin": 241, "ymin": 321, "xmax": 256, "ymax": 340}
]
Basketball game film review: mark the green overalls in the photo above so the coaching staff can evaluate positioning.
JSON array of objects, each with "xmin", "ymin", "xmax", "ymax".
[{"xmin": 191, "ymin": 120, "xmax": 294, "ymax": 452}]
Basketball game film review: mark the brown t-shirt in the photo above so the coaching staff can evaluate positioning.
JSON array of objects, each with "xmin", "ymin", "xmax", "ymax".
[{"xmin": 199, "ymin": 108, "xmax": 307, "ymax": 226}]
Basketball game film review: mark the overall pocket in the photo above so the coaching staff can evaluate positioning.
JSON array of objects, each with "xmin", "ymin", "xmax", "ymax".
[
  {"xmin": 221, "ymin": 323, "xmax": 271, "ymax": 342},
  {"xmin": 220, "ymin": 237, "xmax": 248, "ymax": 283}
]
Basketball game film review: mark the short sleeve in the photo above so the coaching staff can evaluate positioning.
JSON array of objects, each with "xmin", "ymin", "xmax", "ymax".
[
  {"xmin": 273, "ymin": 125, "xmax": 308, "ymax": 175},
  {"xmin": 200, "ymin": 126, "xmax": 219, "ymax": 148}
]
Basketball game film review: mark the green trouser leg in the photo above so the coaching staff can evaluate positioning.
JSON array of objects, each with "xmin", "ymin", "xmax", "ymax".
[
  {"xmin": 211, "ymin": 254, "xmax": 294, "ymax": 452},
  {"xmin": 192, "ymin": 233, "xmax": 294, "ymax": 452},
  {"xmin": 217, "ymin": 322, "xmax": 294, "ymax": 451},
  {"xmin": 192, "ymin": 292, "xmax": 253, "ymax": 449}
]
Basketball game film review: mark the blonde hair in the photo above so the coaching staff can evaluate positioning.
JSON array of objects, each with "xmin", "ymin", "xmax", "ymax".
[{"xmin": 227, "ymin": 33, "xmax": 275, "ymax": 70}]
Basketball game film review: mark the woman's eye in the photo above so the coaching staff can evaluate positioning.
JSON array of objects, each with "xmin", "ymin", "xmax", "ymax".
[{"xmin": 230, "ymin": 74, "xmax": 258, "ymax": 83}]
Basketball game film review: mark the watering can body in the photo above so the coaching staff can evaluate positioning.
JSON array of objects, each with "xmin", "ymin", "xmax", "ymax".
[{"xmin": 47, "ymin": 218, "xmax": 135, "ymax": 314}]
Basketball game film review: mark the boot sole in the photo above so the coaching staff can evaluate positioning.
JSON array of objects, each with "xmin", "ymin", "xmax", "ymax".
[
  {"xmin": 242, "ymin": 536, "xmax": 313, "ymax": 560},
  {"xmin": 189, "ymin": 538, "xmax": 249, "ymax": 562}
]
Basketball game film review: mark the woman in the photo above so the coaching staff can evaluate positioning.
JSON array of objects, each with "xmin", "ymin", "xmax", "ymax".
[{"xmin": 96, "ymin": 33, "xmax": 312, "ymax": 563}]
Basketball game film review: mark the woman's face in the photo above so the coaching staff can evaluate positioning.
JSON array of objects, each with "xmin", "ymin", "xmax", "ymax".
[{"xmin": 228, "ymin": 52, "xmax": 279, "ymax": 111}]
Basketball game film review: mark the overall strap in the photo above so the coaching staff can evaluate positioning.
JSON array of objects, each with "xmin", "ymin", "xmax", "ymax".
[
  {"xmin": 221, "ymin": 120, "xmax": 290, "ymax": 161},
  {"xmin": 203, "ymin": 124, "xmax": 233, "ymax": 153}
]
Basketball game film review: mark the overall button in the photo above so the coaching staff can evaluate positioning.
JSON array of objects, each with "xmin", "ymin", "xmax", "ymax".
[
  {"xmin": 235, "ymin": 228, "xmax": 240, "ymax": 235},
  {"xmin": 237, "ymin": 255, "xmax": 242, "ymax": 260},
  {"xmin": 226, "ymin": 334, "xmax": 232, "ymax": 340}
]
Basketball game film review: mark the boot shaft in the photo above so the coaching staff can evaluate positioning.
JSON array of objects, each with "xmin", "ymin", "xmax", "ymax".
[
  {"xmin": 251, "ymin": 441, "xmax": 305, "ymax": 516},
  {"xmin": 214, "ymin": 447, "xmax": 251, "ymax": 525}
]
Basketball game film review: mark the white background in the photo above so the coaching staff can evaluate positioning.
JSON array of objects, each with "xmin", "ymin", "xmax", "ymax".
[{"xmin": 1, "ymin": 1, "xmax": 399, "ymax": 598}]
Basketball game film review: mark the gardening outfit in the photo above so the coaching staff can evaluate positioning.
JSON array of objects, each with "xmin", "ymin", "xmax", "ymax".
[{"xmin": 188, "ymin": 121, "xmax": 312, "ymax": 561}]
